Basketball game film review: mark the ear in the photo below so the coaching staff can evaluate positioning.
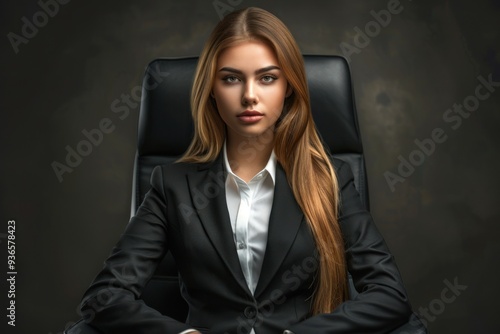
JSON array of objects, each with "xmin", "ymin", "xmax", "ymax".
[{"xmin": 285, "ymin": 84, "xmax": 293, "ymax": 98}]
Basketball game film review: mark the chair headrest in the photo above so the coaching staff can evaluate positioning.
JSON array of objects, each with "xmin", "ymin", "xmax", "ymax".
[{"xmin": 137, "ymin": 55, "xmax": 363, "ymax": 157}]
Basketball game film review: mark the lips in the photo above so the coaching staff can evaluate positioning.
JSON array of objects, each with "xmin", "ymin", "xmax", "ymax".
[
  {"xmin": 237, "ymin": 110, "xmax": 264, "ymax": 123},
  {"xmin": 238, "ymin": 110, "xmax": 263, "ymax": 117}
]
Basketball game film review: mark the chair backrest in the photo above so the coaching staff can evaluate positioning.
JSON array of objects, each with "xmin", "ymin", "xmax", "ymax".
[{"xmin": 132, "ymin": 55, "xmax": 368, "ymax": 320}]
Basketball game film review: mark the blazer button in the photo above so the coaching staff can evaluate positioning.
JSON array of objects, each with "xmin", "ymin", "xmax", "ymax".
[{"xmin": 243, "ymin": 306, "xmax": 257, "ymax": 319}]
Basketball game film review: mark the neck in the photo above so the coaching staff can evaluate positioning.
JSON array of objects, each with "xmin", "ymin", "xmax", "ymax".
[{"xmin": 226, "ymin": 130, "xmax": 274, "ymax": 182}]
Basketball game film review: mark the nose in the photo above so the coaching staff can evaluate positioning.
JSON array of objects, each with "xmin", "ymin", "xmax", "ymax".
[{"xmin": 242, "ymin": 81, "xmax": 258, "ymax": 106}]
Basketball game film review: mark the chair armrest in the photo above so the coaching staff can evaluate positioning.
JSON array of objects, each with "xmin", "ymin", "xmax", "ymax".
[
  {"xmin": 64, "ymin": 319, "xmax": 102, "ymax": 334},
  {"xmin": 389, "ymin": 312, "xmax": 428, "ymax": 334}
]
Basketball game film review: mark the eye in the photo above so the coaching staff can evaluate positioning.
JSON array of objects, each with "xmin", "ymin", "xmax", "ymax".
[
  {"xmin": 261, "ymin": 75, "xmax": 277, "ymax": 84},
  {"xmin": 222, "ymin": 75, "xmax": 240, "ymax": 84}
]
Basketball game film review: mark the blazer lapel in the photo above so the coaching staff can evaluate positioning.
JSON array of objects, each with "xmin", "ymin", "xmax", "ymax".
[
  {"xmin": 186, "ymin": 154, "xmax": 251, "ymax": 296},
  {"xmin": 254, "ymin": 163, "xmax": 305, "ymax": 298}
]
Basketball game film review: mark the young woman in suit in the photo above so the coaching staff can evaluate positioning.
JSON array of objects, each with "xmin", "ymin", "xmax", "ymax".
[{"xmin": 80, "ymin": 7, "xmax": 413, "ymax": 334}]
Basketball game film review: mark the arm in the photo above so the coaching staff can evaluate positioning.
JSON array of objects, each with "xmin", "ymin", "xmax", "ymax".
[
  {"xmin": 287, "ymin": 160, "xmax": 412, "ymax": 333},
  {"xmin": 80, "ymin": 166, "xmax": 192, "ymax": 334}
]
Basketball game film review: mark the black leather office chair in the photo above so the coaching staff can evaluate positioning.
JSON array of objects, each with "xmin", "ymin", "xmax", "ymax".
[{"xmin": 65, "ymin": 56, "xmax": 427, "ymax": 334}]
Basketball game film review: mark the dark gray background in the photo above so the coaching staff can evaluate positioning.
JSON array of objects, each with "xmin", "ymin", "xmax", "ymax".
[{"xmin": 1, "ymin": 0, "xmax": 499, "ymax": 333}]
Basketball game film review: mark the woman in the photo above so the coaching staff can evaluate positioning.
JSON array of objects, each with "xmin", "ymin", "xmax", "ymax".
[{"xmin": 80, "ymin": 7, "xmax": 412, "ymax": 334}]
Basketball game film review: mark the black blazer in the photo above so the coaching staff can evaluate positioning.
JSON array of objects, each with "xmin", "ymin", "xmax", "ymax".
[{"xmin": 80, "ymin": 155, "xmax": 412, "ymax": 334}]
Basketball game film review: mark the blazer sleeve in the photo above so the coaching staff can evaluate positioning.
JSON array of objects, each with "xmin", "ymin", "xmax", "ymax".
[
  {"xmin": 79, "ymin": 166, "xmax": 191, "ymax": 334},
  {"xmin": 288, "ymin": 160, "xmax": 413, "ymax": 333}
]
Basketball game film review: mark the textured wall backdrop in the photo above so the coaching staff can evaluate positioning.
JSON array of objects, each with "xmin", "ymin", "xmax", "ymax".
[{"xmin": 1, "ymin": 0, "xmax": 499, "ymax": 333}]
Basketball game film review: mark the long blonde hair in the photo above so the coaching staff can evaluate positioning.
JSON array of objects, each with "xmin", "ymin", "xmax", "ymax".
[{"xmin": 179, "ymin": 7, "xmax": 348, "ymax": 314}]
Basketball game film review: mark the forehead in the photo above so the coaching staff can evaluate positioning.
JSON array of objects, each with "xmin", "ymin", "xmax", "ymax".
[{"xmin": 217, "ymin": 41, "xmax": 279, "ymax": 70}]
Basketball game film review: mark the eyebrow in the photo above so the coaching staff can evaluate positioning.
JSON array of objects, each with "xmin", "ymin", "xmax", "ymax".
[{"xmin": 218, "ymin": 65, "xmax": 281, "ymax": 75}]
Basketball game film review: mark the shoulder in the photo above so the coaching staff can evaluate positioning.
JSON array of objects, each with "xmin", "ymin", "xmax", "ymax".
[
  {"xmin": 150, "ymin": 157, "xmax": 222, "ymax": 183},
  {"xmin": 154, "ymin": 160, "xmax": 199, "ymax": 174},
  {"xmin": 146, "ymin": 161, "xmax": 202, "ymax": 200},
  {"xmin": 150, "ymin": 159, "xmax": 203, "ymax": 183}
]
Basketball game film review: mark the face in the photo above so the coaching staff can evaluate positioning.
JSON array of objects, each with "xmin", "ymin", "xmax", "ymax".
[{"xmin": 212, "ymin": 41, "xmax": 290, "ymax": 144}]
